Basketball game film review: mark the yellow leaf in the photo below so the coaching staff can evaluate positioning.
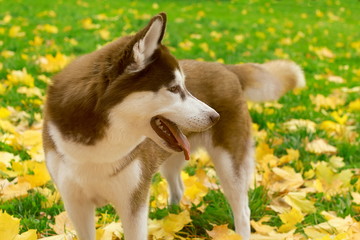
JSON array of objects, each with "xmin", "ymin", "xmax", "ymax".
[
  {"xmin": 329, "ymin": 156, "xmax": 345, "ymax": 169},
  {"xmin": 97, "ymin": 29, "xmax": 110, "ymax": 40},
  {"xmin": 0, "ymin": 151, "xmax": 20, "ymax": 167},
  {"xmin": 278, "ymin": 208, "xmax": 304, "ymax": 233},
  {"xmin": 21, "ymin": 129, "xmax": 42, "ymax": 147},
  {"xmin": 149, "ymin": 211, "xmax": 191, "ymax": 239},
  {"xmin": 251, "ymin": 216, "xmax": 276, "ymax": 235},
  {"xmin": 283, "ymin": 192, "xmax": 316, "ymax": 214},
  {"xmin": 9, "ymin": 26, "xmax": 25, "ymax": 38},
  {"xmin": 250, "ymin": 230, "xmax": 297, "ymax": 240},
  {"xmin": 37, "ymin": 53, "xmax": 71, "ymax": 73},
  {"xmin": 0, "ymin": 211, "xmax": 20, "ymax": 240},
  {"xmin": 330, "ymin": 111, "xmax": 348, "ymax": 125},
  {"xmin": 306, "ymin": 138, "xmax": 337, "ymax": 155},
  {"xmin": 35, "ymin": 24, "xmax": 58, "ymax": 33},
  {"xmin": 270, "ymin": 167, "xmax": 304, "ymax": 193},
  {"xmin": 183, "ymin": 172, "xmax": 208, "ymax": 204},
  {"xmin": 348, "ymin": 99, "xmax": 360, "ymax": 112},
  {"xmin": 49, "ymin": 212, "xmax": 75, "ymax": 235},
  {"xmin": 17, "ymin": 86, "xmax": 43, "ymax": 98},
  {"xmin": 279, "ymin": 149, "xmax": 299, "ymax": 165},
  {"xmin": 6, "ymin": 68, "xmax": 34, "ymax": 87},
  {"xmin": 14, "ymin": 229, "xmax": 37, "ymax": 240},
  {"xmin": 351, "ymin": 192, "xmax": 360, "ymax": 204},
  {"xmin": 81, "ymin": 18, "xmax": 100, "ymax": 30},
  {"xmin": 96, "ymin": 222, "xmax": 123, "ymax": 240},
  {"xmin": 310, "ymin": 94, "xmax": 345, "ymax": 111},
  {"xmin": 1, "ymin": 182, "xmax": 31, "ymax": 201},
  {"xmin": 0, "ymin": 107, "xmax": 11, "ymax": 119},
  {"xmin": 256, "ymin": 142, "xmax": 274, "ymax": 161},
  {"xmin": 283, "ymin": 119, "xmax": 316, "ymax": 133},
  {"xmin": 165, "ymin": 211, "xmax": 192, "ymax": 233},
  {"xmin": 312, "ymin": 161, "xmax": 353, "ymax": 196},
  {"xmin": 207, "ymin": 224, "xmax": 242, "ymax": 240},
  {"xmin": 1, "ymin": 50, "xmax": 15, "ymax": 58},
  {"xmin": 29, "ymin": 36, "xmax": 44, "ymax": 46},
  {"xmin": 304, "ymin": 214, "xmax": 356, "ymax": 238},
  {"xmin": 18, "ymin": 162, "xmax": 51, "ymax": 188}
]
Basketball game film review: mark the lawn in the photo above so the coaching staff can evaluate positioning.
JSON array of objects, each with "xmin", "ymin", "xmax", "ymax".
[{"xmin": 0, "ymin": 0, "xmax": 359, "ymax": 239}]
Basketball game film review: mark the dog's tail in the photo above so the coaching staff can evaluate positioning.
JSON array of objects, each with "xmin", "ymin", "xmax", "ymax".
[{"xmin": 226, "ymin": 60, "xmax": 306, "ymax": 102}]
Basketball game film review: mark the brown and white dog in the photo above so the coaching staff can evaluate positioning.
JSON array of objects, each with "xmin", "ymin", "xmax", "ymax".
[{"xmin": 43, "ymin": 13, "xmax": 305, "ymax": 240}]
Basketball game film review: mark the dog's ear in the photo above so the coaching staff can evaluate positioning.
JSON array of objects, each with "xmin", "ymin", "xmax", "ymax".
[{"xmin": 126, "ymin": 13, "xmax": 167, "ymax": 73}]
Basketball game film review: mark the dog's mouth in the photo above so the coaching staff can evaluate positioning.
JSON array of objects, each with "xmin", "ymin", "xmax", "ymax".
[{"xmin": 150, "ymin": 116, "xmax": 190, "ymax": 160}]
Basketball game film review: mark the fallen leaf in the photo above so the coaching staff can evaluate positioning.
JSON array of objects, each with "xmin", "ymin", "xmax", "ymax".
[
  {"xmin": 269, "ymin": 167, "xmax": 304, "ymax": 193},
  {"xmin": 207, "ymin": 224, "xmax": 242, "ymax": 240},
  {"xmin": 306, "ymin": 138, "xmax": 337, "ymax": 155},
  {"xmin": 0, "ymin": 211, "xmax": 20, "ymax": 240},
  {"xmin": 14, "ymin": 229, "xmax": 37, "ymax": 240},
  {"xmin": 283, "ymin": 119, "xmax": 316, "ymax": 133},
  {"xmin": 6, "ymin": 68, "xmax": 34, "ymax": 87},
  {"xmin": 283, "ymin": 192, "xmax": 316, "ymax": 214},
  {"xmin": 278, "ymin": 208, "xmax": 304, "ymax": 233},
  {"xmin": 49, "ymin": 212, "xmax": 75, "ymax": 235}
]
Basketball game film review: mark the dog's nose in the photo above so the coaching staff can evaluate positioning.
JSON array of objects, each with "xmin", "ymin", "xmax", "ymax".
[{"xmin": 209, "ymin": 112, "xmax": 220, "ymax": 124}]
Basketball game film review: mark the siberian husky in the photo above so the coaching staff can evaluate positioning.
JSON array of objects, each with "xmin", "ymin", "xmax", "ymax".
[{"xmin": 43, "ymin": 13, "xmax": 305, "ymax": 240}]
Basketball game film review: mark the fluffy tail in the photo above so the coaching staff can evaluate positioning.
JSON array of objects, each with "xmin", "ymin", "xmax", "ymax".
[{"xmin": 226, "ymin": 60, "xmax": 306, "ymax": 102}]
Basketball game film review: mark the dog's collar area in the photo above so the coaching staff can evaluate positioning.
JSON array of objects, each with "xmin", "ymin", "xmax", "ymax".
[{"xmin": 150, "ymin": 116, "xmax": 190, "ymax": 160}]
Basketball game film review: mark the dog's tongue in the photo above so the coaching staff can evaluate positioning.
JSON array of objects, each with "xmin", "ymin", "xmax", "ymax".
[{"xmin": 166, "ymin": 120, "xmax": 191, "ymax": 160}]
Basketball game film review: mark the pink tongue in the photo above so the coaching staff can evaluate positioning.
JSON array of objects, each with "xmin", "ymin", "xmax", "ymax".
[{"xmin": 166, "ymin": 122, "xmax": 191, "ymax": 160}]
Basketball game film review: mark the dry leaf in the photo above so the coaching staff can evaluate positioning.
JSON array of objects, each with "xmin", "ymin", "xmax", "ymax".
[
  {"xmin": 207, "ymin": 224, "xmax": 242, "ymax": 240},
  {"xmin": 306, "ymin": 138, "xmax": 337, "ymax": 155}
]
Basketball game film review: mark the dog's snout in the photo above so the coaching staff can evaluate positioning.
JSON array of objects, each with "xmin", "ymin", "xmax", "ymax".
[{"xmin": 209, "ymin": 112, "xmax": 220, "ymax": 125}]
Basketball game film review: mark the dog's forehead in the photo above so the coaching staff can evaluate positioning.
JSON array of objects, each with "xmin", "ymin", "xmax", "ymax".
[{"xmin": 173, "ymin": 68, "xmax": 185, "ymax": 85}]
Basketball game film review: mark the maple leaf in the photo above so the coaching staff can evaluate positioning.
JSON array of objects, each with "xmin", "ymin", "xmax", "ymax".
[
  {"xmin": 278, "ymin": 148, "xmax": 299, "ymax": 165},
  {"xmin": 14, "ymin": 230, "xmax": 37, "ymax": 240},
  {"xmin": 149, "ymin": 211, "xmax": 191, "ymax": 239},
  {"xmin": 183, "ymin": 172, "xmax": 208, "ymax": 204},
  {"xmin": 348, "ymin": 98, "xmax": 360, "ymax": 112},
  {"xmin": 283, "ymin": 192, "xmax": 316, "ymax": 214},
  {"xmin": 0, "ymin": 211, "xmax": 20, "ymax": 239},
  {"xmin": 311, "ymin": 161, "xmax": 353, "ymax": 197},
  {"xmin": 207, "ymin": 224, "xmax": 242, "ymax": 240},
  {"xmin": 268, "ymin": 167, "xmax": 304, "ymax": 193},
  {"xmin": 49, "ymin": 212, "xmax": 75, "ymax": 235},
  {"xmin": 283, "ymin": 119, "xmax": 316, "ymax": 133},
  {"xmin": 1, "ymin": 181, "xmax": 31, "ymax": 201},
  {"xmin": 304, "ymin": 212, "xmax": 359, "ymax": 239},
  {"xmin": 306, "ymin": 138, "xmax": 337, "ymax": 155},
  {"xmin": 81, "ymin": 18, "xmax": 100, "ymax": 30},
  {"xmin": 37, "ymin": 53, "xmax": 71, "ymax": 73},
  {"xmin": 278, "ymin": 208, "xmax": 304, "ymax": 233},
  {"xmin": 96, "ymin": 222, "xmax": 123, "ymax": 240},
  {"xmin": 6, "ymin": 68, "xmax": 35, "ymax": 87},
  {"xmin": 250, "ymin": 216, "xmax": 276, "ymax": 235},
  {"xmin": 18, "ymin": 162, "xmax": 51, "ymax": 188}
]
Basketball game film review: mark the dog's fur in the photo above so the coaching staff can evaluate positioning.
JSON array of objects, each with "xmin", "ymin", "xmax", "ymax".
[{"xmin": 43, "ymin": 13, "xmax": 305, "ymax": 240}]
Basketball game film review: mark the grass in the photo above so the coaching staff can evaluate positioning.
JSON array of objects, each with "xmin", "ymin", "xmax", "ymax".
[{"xmin": 0, "ymin": 0, "xmax": 359, "ymax": 239}]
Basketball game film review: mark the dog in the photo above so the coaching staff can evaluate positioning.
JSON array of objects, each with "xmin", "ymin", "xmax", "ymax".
[{"xmin": 43, "ymin": 13, "xmax": 305, "ymax": 240}]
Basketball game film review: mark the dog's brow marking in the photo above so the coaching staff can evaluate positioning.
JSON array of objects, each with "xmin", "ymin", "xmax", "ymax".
[{"xmin": 173, "ymin": 69, "xmax": 186, "ymax": 100}]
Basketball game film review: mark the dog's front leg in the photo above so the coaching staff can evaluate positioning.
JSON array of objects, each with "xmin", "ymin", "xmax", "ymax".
[
  {"xmin": 60, "ymin": 183, "xmax": 96, "ymax": 240},
  {"xmin": 115, "ymin": 201, "xmax": 149, "ymax": 240},
  {"xmin": 110, "ymin": 159, "xmax": 151, "ymax": 240}
]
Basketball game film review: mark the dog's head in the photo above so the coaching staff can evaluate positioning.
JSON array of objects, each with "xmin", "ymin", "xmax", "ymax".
[{"xmin": 99, "ymin": 13, "xmax": 219, "ymax": 159}]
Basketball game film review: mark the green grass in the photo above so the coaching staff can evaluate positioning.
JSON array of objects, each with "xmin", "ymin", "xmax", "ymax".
[{"xmin": 0, "ymin": 0, "xmax": 359, "ymax": 239}]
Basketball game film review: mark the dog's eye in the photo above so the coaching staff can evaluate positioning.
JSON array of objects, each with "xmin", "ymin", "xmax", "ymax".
[{"xmin": 168, "ymin": 85, "xmax": 180, "ymax": 93}]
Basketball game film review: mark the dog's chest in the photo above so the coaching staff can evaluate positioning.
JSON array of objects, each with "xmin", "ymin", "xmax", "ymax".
[{"xmin": 48, "ymin": 121, "xmax": 145, "ymax": 163}]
